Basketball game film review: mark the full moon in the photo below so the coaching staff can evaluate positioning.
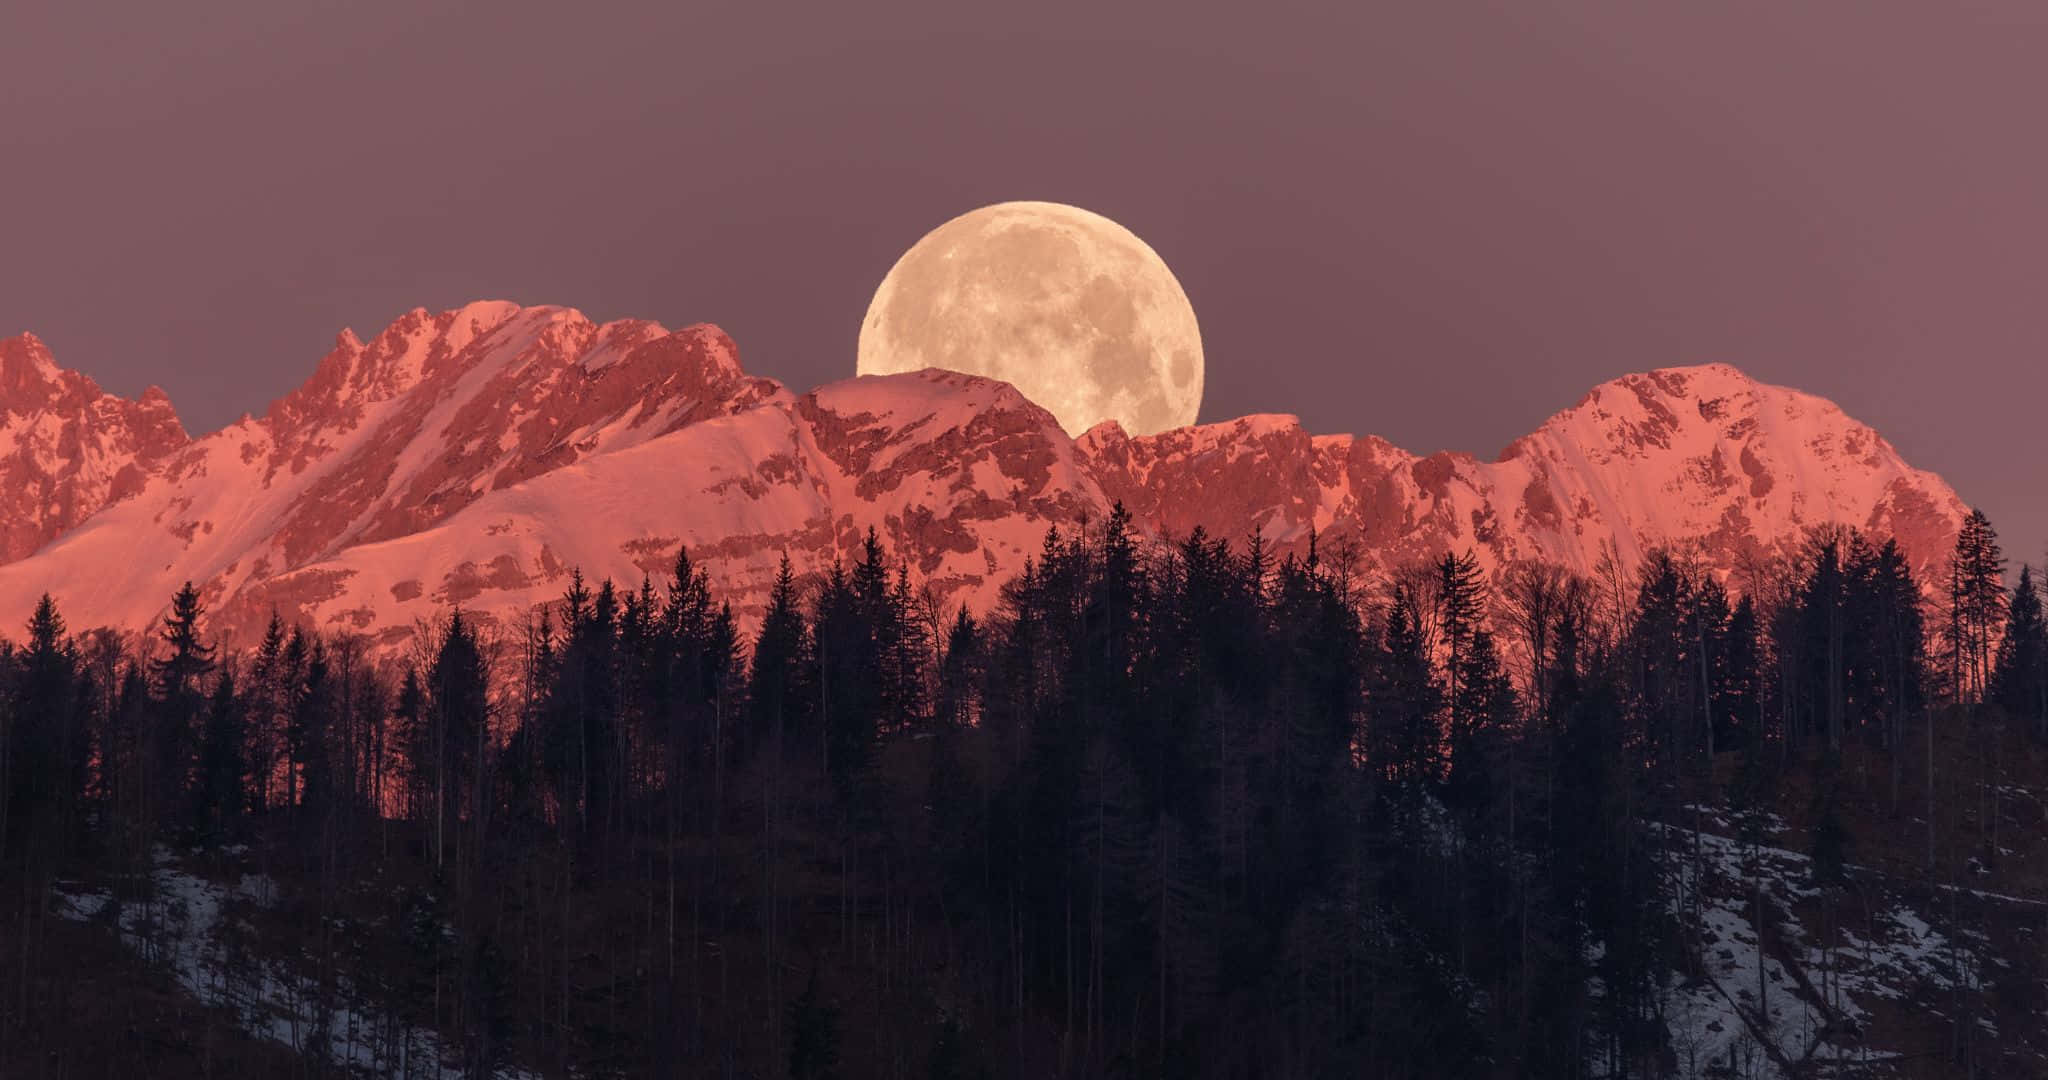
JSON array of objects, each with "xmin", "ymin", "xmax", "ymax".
[{"xmin": 855, "ymin": 201, "xmax": 1203, "ymax": 437}]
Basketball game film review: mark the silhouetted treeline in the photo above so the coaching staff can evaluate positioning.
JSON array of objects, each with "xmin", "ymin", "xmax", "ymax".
[{"xmin": 2, "ymin": 503, "xmax": 2043, "ymax": 1077}]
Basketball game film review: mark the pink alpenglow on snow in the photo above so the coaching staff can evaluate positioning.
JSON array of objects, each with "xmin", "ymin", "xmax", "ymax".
[{"xmin": 0, "ymin": 303, "xmax": 1970, "ymax": 656}]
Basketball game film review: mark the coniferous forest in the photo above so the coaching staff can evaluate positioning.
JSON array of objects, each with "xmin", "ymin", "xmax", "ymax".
[{"xmin": 2, "ymin": 504, "xmax": 2046, "ymax": 1078}]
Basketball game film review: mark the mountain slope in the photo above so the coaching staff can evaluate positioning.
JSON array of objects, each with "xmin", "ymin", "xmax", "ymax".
[
  {"xmin": 1080, "ymin": 363, "xmax": 1964, "ymax": 589},
  {"xmin": 207, "ymin": 367, "xmax": 1103, "ymax": 651},
  {"xmin": 0, "ymin": 332, "xmax": 188, "ymax": 564},
  {"xmin": 0, "ymin": 304, "xmax": 1972, "ymax": 652},
  {"xmin": 0, "ymin": 302, "xmax": 780, "ymax": 645}
]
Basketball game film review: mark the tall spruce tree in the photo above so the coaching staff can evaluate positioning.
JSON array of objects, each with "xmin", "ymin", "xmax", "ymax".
[
  {"xmin": 751, "ymin": 554, "xmax": 811, "ymax": 748},
  {"xmin": 393, "ymin": 666, "xmax": 426, "ymax": 821},
  {"xmin": 278, "ymin": 626, "xmax": 311, "ymax": 810},
  {"xmin": 5, "ymin": 595, "xmax": 82, "ymax": 858},
  {"xmin": 1796, "ymin": 534, "xmax": 1849, "ymax": 751},
  {"xmin": 193, "ymin": 669, "xmax": 246, "ymax": 843},
  {"xmin": 1446, "ymin": 626, "xmax": 1516, "ymax": 820},
  {"xmin": 936, "ymin": 608, "xmax": 984, "ymax": 731},
  {"xmin": 1435, "ymin": 549, "xmax": 1487, "ymax": 711},
  {"xmin": 151, "ymin": 582, "xmax": 215, "ymax": 808},
  {"xmin": 247, "ymin": 613, "xmax": 287, "ymax": 812},
  {"xmin": 1946, "ymin": 509, "xmax": 2006, "ymax": 702},
  {"xmin": 813, "ymin": 555, "xmax": 879, "ymax": 794},
  {"xmin": 426, "ymin": 610, "xmax": 489, "ymax": 869},
  {"xmin": 1715, "ymin": 595, "xmax": 1763, "ymax": 750},
  {"xmin": 1868, "ymin": 539, "xmax": 1928, "ymax": 799},
  {"xmin": 1689, "ymin": 574, "xmax": 1734, "ymax": 757},
  {"xmin": 1992, "ymin": 564, "xmax": 2048, "ymax": 737},
  {"xmin": 1370, "ymin": 586, "xmax": 1442, "ymax": 786},
  {"xmin": 292, "ymin": 640, "xmax": 336, "ymax": 824},
  {"xmin": 1631, "ymin": 551, "xmax": 1696, "ymax": 767}
]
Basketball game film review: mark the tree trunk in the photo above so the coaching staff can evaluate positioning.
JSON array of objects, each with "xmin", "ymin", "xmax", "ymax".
[{"xmin": 1927, "ymin": 707, "xmax": 1938, "ymax": 875}]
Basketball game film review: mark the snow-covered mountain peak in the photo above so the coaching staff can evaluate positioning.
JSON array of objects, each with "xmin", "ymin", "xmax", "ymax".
[
  {"xmin": 1, "ymin": 330, "xmax": 118, "ymax": 417},
  {"xmin": 1485, "ymin": 362, "xmax": 1961, "ymax": 581},
  {"xmin": 264, "ymin": 300, "xmax": 525, "ymax": 433},
  {"xmin": 1516, "ymin": 361, "xmax": 1878, "ymax": 466},
  {"xmin": 813, "ymin": 366, "xmax": 1048, "ymax": 417},
  {"xmin": 0, "ymin": 331, "xmax": 61, "ymax": 395},
  {"xmin": 654, "ymin": 322, "xmax": 743, "ymax": 378},
  {"xmin": 1089, "ymin": 360, "xmax": 1968, "ymax": 589},
  {"xmin": 0, "ymin": 331, "xmax": 192, "ymax": 564},
  {"xmin": 0, "ymin": 307, "xmax": 1976, "ymax": 657}
]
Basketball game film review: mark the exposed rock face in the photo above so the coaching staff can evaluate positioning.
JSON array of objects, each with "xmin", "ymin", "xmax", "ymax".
[
  {"xmin": 0, "ymin": 304, "xmax": 1971, "ymax": 654},
  {"xmin": 1080, "ymin": 362, "xmax": 1967, "ymax": 591},
  {"xmin": 0, "ymin": 332, "xmax": 189, "ymax": 565}
]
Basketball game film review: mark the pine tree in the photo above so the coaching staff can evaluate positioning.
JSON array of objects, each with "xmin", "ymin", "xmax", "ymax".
[
  {"xmin": 1688, "ymin": 573, "xmax": 1733, "ymax": 761},
  {"xmin": 4, "ymin": 595, "xmax": 82, "ymax": 858},
  {"xmin": 1992, "ymin": 565, "xmax": 2048, "ymax": 738},
  {"xmin": 1370, "ymin": 586, "xmax": 1442, "ymax": 786},
  {"xmin": 1715, "ymin": 595, "xmax": 1763, "ymax": 750},
  {"xmin": 1446, "ymin": 628, "xmax": 1516, "ymax": 819},
  {"xmin": 888, "ymin": 564, "xmax": 932, "ymax": 732},
  {"xmin": 193, "ymin": 669, "xmax": 246, "ymax": 843},
  {"xmin": 150, "ymin": 582, "xmax": 215, "ymax": 806},
  {"xmin": 751, "ymin": 554, "xmax": 811, "ymax": 750},
  {"xmin": 1794, "ymin": 535, "xmax": 1848, "ymax": 751},
  {"xmin": 279, "ymin": 626, "xmax": 311, "ymax": 810},
  {"xmin": 815, "ymin": 549, "xmax": 881, "ymax": 794},
  {"xmin": 247, "ymin": 612, "xmax": 287, "ymax": 812},
  {"xmin": 1865, "ymin": 539, "xmax": 1928, "ymax": 807},
  {"xmin": 542, "ymin": 574, "xmax": 621, "ymax": 843},
  {"xmin": 1946, "ymin": 510, "xmax": 2006, "ymax": 702},
  {"xmin": 936, "ymin": 608, "xmax": 983, "ymax": 731},
  {"xmin": 1089, "ymin": 504, "xmax": 1149, "ymax": 782},
  {"xmin": 356, "ymin": 655, "xmax": 391, "ymax": 819},
  {"xmin": 293, "ymin": 640, "xmax": 336, "ymax": 822},
  {"xmin": 1844, "ymin": 537, "xmax": 1927, "ymax": 755},
  {"xmin": 747, "ymin": 553, "xmax": 808, "ymax": 1039},
  {"xmin": 394, "ymin": 667, "xmax": 426, "ymax": 822},
  {"xmin": 427, "ymin": 610, "xmax": 489, "ymax": 869},
  {"xmin": 1435, "ymin": 549, "xmax": 1487, "ymax": 710},
  {"xmin": 104, "ymin": 663, "xmax": 154, "ymax": 864},
  {"xmin": 1264, "ymin": 550, "xmax": 1361, "ymax": 900},
  {"xmin": 705, "ymin": 601, "xmax": 741, "ymax": 756},
  {"xmin": 1630, "ymin": 551, "xmax": 1697, "ymax": 767}
]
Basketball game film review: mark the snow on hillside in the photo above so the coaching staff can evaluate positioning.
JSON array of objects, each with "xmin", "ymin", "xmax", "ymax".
[
  {"xmin": 0, "ymin": 304, "xmax": 1974, "ymax": 656},
  {"xmin": 54, "ymin": 848, "xmax": 538, "ymax": 1079},
  {"xmin": 1650, "ymin": 807, "xmax": 2042, "ymax": 1078},
  {"xmin": 1085, "ymin": 363, "xmax": 1966, "ymax": 593},
  {"xmin": 0, "ymin": 303, "xmax": 782, "ymax": 648},
  {"xmin": 209, "ymin": 366, "xmax": 1107, "ymax": 649}
]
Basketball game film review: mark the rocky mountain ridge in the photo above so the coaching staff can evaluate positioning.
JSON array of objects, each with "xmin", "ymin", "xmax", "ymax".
[{"xmin": 0, "ymin": 302, "xmax": 1971, "ymax": 652}]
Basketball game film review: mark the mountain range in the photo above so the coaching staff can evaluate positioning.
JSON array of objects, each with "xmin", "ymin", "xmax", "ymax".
[{"xmin": 0, "ymin": 300, "xmax": 1970, "ymax": 653}]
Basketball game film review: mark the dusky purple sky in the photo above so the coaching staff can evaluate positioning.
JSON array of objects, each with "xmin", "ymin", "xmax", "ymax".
[{"xmin": 5, "ymin": 2, "xmax": 2045, "ymax": 563}]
